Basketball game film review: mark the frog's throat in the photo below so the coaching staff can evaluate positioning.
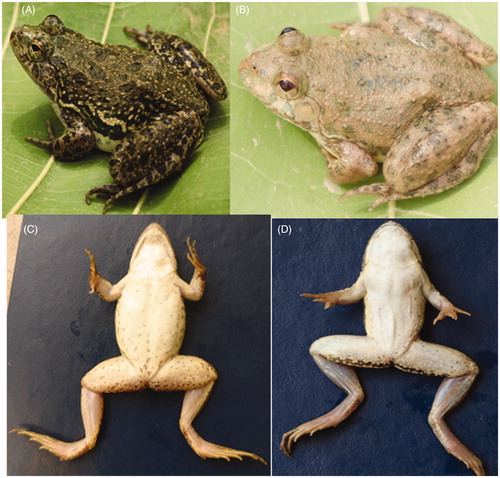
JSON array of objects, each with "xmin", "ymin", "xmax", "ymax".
[
  {"xmin": 362, "ymin": 221, "xmax": 421, "ymax": 268},
  {"xmin": 129, "ymin": 223, "xmax": 177, "ymax": 272}
]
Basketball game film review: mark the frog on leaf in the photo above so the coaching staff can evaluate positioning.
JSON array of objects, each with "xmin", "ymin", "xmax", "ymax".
[
  {"xmin": 239, "ymin": 7, "xmax": 497, "ymax": 210},
  {"xmin": 11, "ymin": 15, "xmax": 227, "ymax": 213}
]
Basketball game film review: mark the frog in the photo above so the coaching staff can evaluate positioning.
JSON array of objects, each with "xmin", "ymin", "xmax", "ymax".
[
  {"xmin": 11, "ymin": 223, "xmax": 265, "ymax": 464},
  {"xmin": 10, "ymin": 15, "xmax": 227, "ymax": 213},
  {"xmin": 280, "ymin": 222, "xmax": 484, "ymax": 475},
  {"xmin": 239, "ymin": 7, "xmax": 497, "ymax": 210}
]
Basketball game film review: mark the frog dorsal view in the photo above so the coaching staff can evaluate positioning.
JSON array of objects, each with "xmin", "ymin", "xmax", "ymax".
[
  {"xmin": 239, "ymin": 7, "xmax": 497, "ymax": 210},
  {"xmin": 11, "ymin": 223, "xmax": 265, "ymax": 464},
  {"xmin": 281, "ymin": 222, "xmax": 484, "ymax": 475},
  {"xmin": 10, "ymin": 15, "xmax": 227, "ymax": 213}
]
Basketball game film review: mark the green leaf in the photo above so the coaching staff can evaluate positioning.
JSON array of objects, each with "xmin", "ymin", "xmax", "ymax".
[
  {"xmin": 3, "ymin": 2, "xmax": 229, "ymax": 215},
  {"xmin": 231, "ymin": 2, "xmax": 497, "ymax": 218}
]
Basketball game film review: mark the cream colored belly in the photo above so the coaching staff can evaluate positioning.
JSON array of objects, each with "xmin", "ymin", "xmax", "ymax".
[{"xmin": 115, "ymin": 279, "xmax": 185, "ymax": 377}]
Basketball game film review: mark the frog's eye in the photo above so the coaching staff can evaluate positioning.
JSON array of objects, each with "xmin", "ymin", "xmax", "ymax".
[
  {"xmin": 41, "ymin": 15, "xmax": 64, "ymax": 34},
  {"xmin": 273, "ymin": 71, "xmax": 307, "ymax": 100},
  {"xmin": 28, "ymin": 39, "xmax": 49, "ymax": 62},
  {"xmin": 279, "ymin": 27, "xmax": 297, "ymax": 37}
]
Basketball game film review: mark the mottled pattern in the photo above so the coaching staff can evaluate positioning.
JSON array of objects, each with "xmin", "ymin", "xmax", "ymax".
[{"xmin": 10, "ymin": 15, "xmax": 227, "ymax": 213}]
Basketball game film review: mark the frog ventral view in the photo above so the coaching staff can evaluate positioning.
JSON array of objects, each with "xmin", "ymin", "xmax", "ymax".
[
  {"xmin": 10, "ymin": 15, "xmax": 227, "ymax": 213},
  {"xmin": 11, "ymin": 223, "xmax": 265, "ymax": 464},
  {"xmin": 281, "ymin": 222, "xmax": 484, "ymax": 475},
  {"xmin": 239, "ymin": 7, "xmax": 497, "ymax": 210}
]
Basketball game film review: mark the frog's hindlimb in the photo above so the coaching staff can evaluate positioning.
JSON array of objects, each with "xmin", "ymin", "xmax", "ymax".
[
  {"xmin": 86, "ymin": 110, "xmax": 204, "ymax": 214},
  {"xmin": 396, "ymin": 340, "xmax": 484, "ymax": 476},
  {"xmin": 377, "ymin": 7, "xmax": 497, "ymax": 66},
  {"xmin": 124, "ymin": 27, "xmax": 227, "ymax": 101},
  {"xmin": 149, "ymin": 354, "xmax": 266, "ymax": 463},
  {"xmin": 281, "ymin": 337, "xmax": 371, "ymax": 458},
  {"xmin": 11, "ymin": 387, "xmax": 103, "ymax": 460},
  {"xmin": 341, "ymin": 102, "xmax": 497, "ymax": 210}
]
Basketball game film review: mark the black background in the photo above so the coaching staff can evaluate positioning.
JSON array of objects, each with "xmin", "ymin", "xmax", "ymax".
[{"xmin": 272, "ymin": 219, "xmax": 497, "ymax": 476}]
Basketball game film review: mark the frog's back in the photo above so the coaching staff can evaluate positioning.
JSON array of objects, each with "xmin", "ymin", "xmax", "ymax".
[
  {"xmin": 54, "ymin": 33, "xmax": 208, "ymax": 139},
  {"xmin": 115, "ymin": 274, "xmax": 185, "ymax": 378},
  {"xmin": 313, "ymin": 34, "xmax": 495, "ymax": 150},
  {"xmin": 334, "ymin": 35, "xmax": 495, "ymax": 106}
]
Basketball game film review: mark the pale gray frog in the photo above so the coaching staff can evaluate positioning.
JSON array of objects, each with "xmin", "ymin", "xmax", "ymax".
[
  {"xmin": 281, "ymin": 221, "xmax": 484, "ymax": 475},
  {"xmin": 10, "ymin": 15, "xmax": 227, "ymax": 213},
  {"xmin": 239, "ymin": 7, "xmax": 497, "ymax": 210},
  {"xmin": 11, "ymin": 223, "xmax": 265, "ymax": 464}
]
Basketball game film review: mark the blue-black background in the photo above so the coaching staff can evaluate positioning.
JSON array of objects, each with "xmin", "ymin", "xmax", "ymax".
[
  {"xmin": 8, "ymin": 215, "xmax": 270, "ymax": 475},
  {"xmin": 272, "ymin": 219, "xmax": 497, "ymax": 476}
]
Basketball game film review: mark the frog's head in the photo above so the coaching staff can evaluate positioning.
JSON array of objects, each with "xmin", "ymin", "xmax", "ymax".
[
  {"xmin": 129, "ymin": 223, "xmax": 177, "ymax": 274},
  {"xmin": 239, "ymin": 28, "xmax": 322, "ymax": 132},
  {"xmin": 10, "ymin": 15, "xmax": 75, "ymax": 100},
  {"xmin": 363, "ymin": 221, "xmax": 421, "ymax": 268}
]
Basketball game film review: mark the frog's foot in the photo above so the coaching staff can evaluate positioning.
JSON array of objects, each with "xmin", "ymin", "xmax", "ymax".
[
  {"xmin": 85, "ymin": 184, "xmax": 122, "ymax": 214},
  {"xmin": 10, "ymin": 430, "xmax": 93, "ymax": 461},
  {"xmin": 429, "ymin": 375, "xmax": 485, "ymax": 476},
  {"xmin": 10, "ymin": 387, "xmax": 103, "ymax": 460},
  {"xmin": 396, "ymin": 340, "xmax": 483, "ymax": 475},
  {"xmin": 123, "ymin": 25, "xmax": 154, "ymax": 45},
  {"xmin": 339, "ymin": 183, "xmax": 394, "ymax": 210},
  {"xmin": 281, "ymin": 354, "xmax": 364, "ymax": 458},
  {"xmin": 180, "ymin": 386, "xmax": 266, "ymax": 464}
]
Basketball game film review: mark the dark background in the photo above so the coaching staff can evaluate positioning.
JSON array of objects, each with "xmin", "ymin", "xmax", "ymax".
[
  {"xmin": 8, "ymin": 215, "xmax": 270, "ymax": 475},
  {"xmin": 272, "ymin": 219, "xmax": 497, "ymax": 476}
]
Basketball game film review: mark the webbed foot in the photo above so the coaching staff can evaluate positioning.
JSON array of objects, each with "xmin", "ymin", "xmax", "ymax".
[{"xmin": 10, "ymin": 429, "xmax": 92, "ymax": 461}]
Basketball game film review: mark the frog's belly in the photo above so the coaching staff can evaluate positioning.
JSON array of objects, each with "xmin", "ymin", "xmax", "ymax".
[
  {"xmin": 94, "ymin": 132, "xmax": 120, "ymax": 153},
  {"xmin": 115, "ymin": 279, "xmax": 185, "ymax": 378},
  {"xmin": 364, "ymin": 290, "xmax": 425, "ymax": 356}
]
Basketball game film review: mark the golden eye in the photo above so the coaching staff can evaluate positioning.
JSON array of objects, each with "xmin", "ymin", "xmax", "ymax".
[
  {"xmin": 273, "ymin": 70, "xmax": 307, "ymax": 100},
  {"xmin": 29, "ymin": 39, "xmax": 48, "ymax": 61}
]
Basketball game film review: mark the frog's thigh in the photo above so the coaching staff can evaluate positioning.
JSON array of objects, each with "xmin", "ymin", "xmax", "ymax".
[
  {"xmin": 82, "ymin": 356, "xmax": 148, "ymax": 393},
  {"xmin": 384, "ymin": 102, "xmax": 497, "ymax": 194},
  {"xmin": 311, "ymin": 335, "xmax": 392, "ymax": 368},
  {"xmin": 150, "ymin": 355, "xmax": 217, "ymax": 391},
  {"xmin": 395, "ymin": 340, "xmax": 478, "ymax": 377},
  {"xmin": 110, "ymin": 111, "xmax": 203, "ymax": 188}
]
